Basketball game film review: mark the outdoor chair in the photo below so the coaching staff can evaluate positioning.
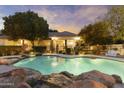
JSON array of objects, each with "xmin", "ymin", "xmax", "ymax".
[{"xmin": 105, "ymin": 50, "xmax": 117, "ymax": 57}]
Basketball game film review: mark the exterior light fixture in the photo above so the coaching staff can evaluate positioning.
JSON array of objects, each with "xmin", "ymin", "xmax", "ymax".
[
  {"xmin": 20, "ymin": 40, "xmax": 23, "ymax": 45},
  {"xmin": 51, "ymin": 37, "xmax": 58, "ymax": 40},
  {"xmin": 74, "ymin": 37, "xmax": 80, "ymax": 40}
]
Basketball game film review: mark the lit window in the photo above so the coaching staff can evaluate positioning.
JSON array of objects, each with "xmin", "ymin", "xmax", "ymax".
[
  {"xmin": 51, "ymin": 37, "xmax": 58, "ymax": 40},
  {"xmin": 74, "ymin": 37, "xmax": 80, "ymax": 40}
]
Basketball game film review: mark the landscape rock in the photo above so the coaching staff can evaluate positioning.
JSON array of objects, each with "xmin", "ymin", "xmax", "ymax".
[
  {"xmin": 0, "ymin": 69, "xmax": 31, "ymax": 88},
  {"xmin": 41, "ymin": 73, "xmax": 73, "ymax": 87},
  {"xmin": 0, "ymin": 76, "xmax": 15, "ymax": 88},
  {"xmin": 112, "ymin": 83, "xmax": 124, "ymax": 88},
  {"xmin": 60, "ymin": 71, "xmax": 74, "ymax": 78},
  {"xmin": 67, "ymin": 80, "xmax": 107, "ymax": 88},
  {"xmin": 33, "ymin": 79, "xmax": 57, "ymax": 88},
  {"xmin": 26, "ymin": 78, "xmax": 41, "ymax": 87},
  {"xmin": 18, "ymin": 68, "xmax": 42, "ymax": 87},
  {"xmin": 0, "ymin": 67, "xmax": 123, "ymax": 88},
  {"xmin": 16, "ymin": 82, "xmax": 31, "ymax": 88},
  {"xmin": 10, "ymin": 69, "xmax": 31, "ymax": 88},
  {"xmin": 112, "ymin": 74, "xmax": 122, "ymax": 83},
  {"xmin": 39, "ymin": 83, "xmax": 51, "ymax": 88},
  {"xmin": 75, "ymin": 70, "xmax": 116, "ymax": 87},
  {"xmin": 0, "ymin": 68, "xmax": 42, "ymax": 88}
]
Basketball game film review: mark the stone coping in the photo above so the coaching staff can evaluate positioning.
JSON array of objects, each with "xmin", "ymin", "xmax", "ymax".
[
  {"xmin": 0, "ymin": 55, "xmax": 22, "ymax": 59},
  {"xmin": 42, "ymin": 54, "xmax": 124, "ymax": 62},
  {"xmin": 1, "ymin": 54, "xmax": 124, "ymax": 61},
  {"xmin": 0, "ymin": 54, "xmax": 124, "ymax": 64}
]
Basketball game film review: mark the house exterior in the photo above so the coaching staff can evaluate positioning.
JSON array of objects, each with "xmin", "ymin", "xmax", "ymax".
[
  {"xmin": 48, "ymin": 31, "xmax": 80, "ymax": 53},
  {"xmin": 0, "ymin": 31, "xmax": 81, "ymax": 53},
  {"xmin": 1, "ymin": 32, "xmax": 124, "ymax": 55},
  {"xmin": 0, "ymin": 34, "xmax": 22, "ymax": 46}
]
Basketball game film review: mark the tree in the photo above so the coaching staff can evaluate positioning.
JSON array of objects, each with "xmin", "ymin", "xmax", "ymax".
[
  {"xmin": 2, "ymin": 10, "xmax": 49, "ymax": 47},
  {"xmin": 106, "ymin": 6, "xmax": 124, "ymax": 41},
  {"xmin": 49, "ymin": 29, "xmax": 58, "ymax": 32},
  {"xmin": 79, "ymin": 21, "xmax": 113, "ymax": 45}
]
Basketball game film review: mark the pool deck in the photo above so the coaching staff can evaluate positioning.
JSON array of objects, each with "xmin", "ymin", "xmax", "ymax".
[
  {"xmin": 0, "ymin": 55, "xmax": 25, "ymax": 65},
  {"xmin": 0, "ymin": 65, "xmax": 17, "ymax": 76},
  {"xmin": 0, "ymin": 55, "xmax": 22, "ymax": 59}
]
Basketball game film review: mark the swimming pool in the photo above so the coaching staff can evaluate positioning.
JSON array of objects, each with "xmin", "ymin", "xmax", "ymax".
[{"xmin": 14, "ymin": 56, "xmax": 124, "ymax": 81}]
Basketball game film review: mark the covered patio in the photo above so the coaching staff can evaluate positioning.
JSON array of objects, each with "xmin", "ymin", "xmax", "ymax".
[{"xmin": 49, "ymin": 31, "xmax": 80, "ymax": 54}]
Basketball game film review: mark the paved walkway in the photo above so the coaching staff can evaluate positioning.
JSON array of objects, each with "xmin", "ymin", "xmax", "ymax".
[
  {"xmin": 0, "ymin": 65, "xmax": 17, "ymax": 74},
  {"xmin": 0, "ymin": 55, "xmax": 22, "ymax": 59},
  {"xmin": 0, "ymin": 55, "xmax": 24, "ymax": 65}
]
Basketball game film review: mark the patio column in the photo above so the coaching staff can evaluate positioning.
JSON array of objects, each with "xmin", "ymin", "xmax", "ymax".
[
  {"xmin": 50, "ymin": 40, "xmax": 54, "ymax": 53},
  {"xmin": 65, "ymin": 40, "xmax": 68, "ymax": 53},
  {"xmin": 21, "ymin": 39, "xmax": 25, "ymax": 46}
]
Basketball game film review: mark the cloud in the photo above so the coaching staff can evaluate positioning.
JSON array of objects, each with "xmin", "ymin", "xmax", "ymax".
[
  {"xmin": 50, "ymin": 23, "xmax": 80, "ymax": 34},
  {"xmin": 38, "ymin": 6, "xmax": 108, "ymax": 33},
  {"xmin": 73, "ymin": 6, "xmax": 108, "ymax": 24},
  {"xmin": 0, "ymin": 5, "xmax": 110, "ymax": 34}
]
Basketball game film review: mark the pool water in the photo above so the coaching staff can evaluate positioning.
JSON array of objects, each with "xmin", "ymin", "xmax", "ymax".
[{"xmin": 14, "ymin": 56, "xmax": 124, "ymax": 81}]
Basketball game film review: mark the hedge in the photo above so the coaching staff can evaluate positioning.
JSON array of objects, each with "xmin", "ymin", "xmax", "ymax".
[
  {"xmin": 32, "ymin": 46, "xmax": 46, "ymax": 53},
  {"xmin": 0, "ymin": 46, "xmax": 22, "ymax": 56}
]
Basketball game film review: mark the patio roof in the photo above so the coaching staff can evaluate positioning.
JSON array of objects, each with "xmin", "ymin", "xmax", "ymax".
[{"xmin": 49, "ymin": 31, "xmax": 77, "ymax": 37}]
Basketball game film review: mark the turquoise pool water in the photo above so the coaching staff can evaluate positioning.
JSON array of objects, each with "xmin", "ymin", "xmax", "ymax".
[{"xmin": 14, "ymin": 56, "xmax": 124, "ymax": 81}]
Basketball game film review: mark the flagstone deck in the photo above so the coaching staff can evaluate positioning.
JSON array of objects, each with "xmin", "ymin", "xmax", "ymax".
[{"xmin": 0, "ymin": 65, "xmax": 17, "ymax": 75}]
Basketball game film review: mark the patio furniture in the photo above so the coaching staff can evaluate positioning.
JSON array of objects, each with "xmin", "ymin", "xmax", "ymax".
[{"xmin": 105, "ymin": 50, "xmax": 117, "ymax": 57}]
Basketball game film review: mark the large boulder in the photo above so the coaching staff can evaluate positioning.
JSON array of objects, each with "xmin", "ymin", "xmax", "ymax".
[
  {"xmin": 75, "ymin": 70, "xmax": 116, "ymax": 87},
  {"xmin": 35, "ymin": 83, "xmax": 51, "ymax": 88},
  {"xmin": 16, "ymin": 82, "xmax": 31, "ymax": 88},
  {"xmin": 7, "ymin": 68, "xmax": 48, "ymax": 88},
  {"xmin": 21, "ymin": 68, "xmax": 42, "ymax": 87},
  {"xmin": 22, "ymin": 68, "xmax": 42, "ymax": 80},
  {"xmin": 67, "ymin": 80, "xmax": 107, "ymax": 88},
  {"xmin": 112, "ymin": 74, "xmax": 122, "ymax": 83},
  {"xmin": 0, "ymin": 69, "xmax": 31, "ymax": 88},
  {"xmin": 0, "ymin": 68, "xmax": 42, "ymax": 88},
  {"xmin": 112, "ymin": 83, "xmax": 124, "ymax": 88},
  {"xmin": 10, "ymin": 69, "xmax": 31, "ymax": 88},
  {"xmin": 60, "ymin": 71, "xmax": 74, "ymax": 79},
  {"xmin": 41, "ymin": 73, "xmax": 73, "ymax": 88},
  {"xmin": 0, "ymin": 76, "xmax": 15, "ymax": 88},
  {"xmin": 0, "ymin": 68, "xmax": 123, "ymax": 88}
]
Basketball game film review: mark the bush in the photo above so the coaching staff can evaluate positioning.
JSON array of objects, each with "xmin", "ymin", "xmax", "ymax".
[
  {"xmin": 0, "ymin": 46, "xmax": 22, "ymax": 56},
  {"xmin": 32, "ymin": 46, "xmax": 46, "ymax": 53},
  {"xmin": 66, "ymin": 48, "xmax": 72, "ymax": 54}
]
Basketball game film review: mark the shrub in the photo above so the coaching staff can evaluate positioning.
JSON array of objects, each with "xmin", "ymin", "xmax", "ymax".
[
  {"xmin": 0, "ymin": 46, "xmax": 22, "ymax": 56},
  {"xmin": 66, "ymin": 48, "xmax": 72, "ymax": 54},
  {"xmin": 32, "ymin": 46, "xmax": 46, "ymax": 53}
]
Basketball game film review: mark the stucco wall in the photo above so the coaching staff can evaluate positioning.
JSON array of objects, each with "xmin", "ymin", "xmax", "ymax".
[{"xmin": 0, "ymin": 39, "xmax": 21, "ymax": 46}]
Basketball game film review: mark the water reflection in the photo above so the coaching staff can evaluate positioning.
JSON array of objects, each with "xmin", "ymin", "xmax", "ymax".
[
  {"xmin": 51, "ymin": 62, "xmax": 58, "ymax": 67},
  {"xmin": 51, "ymin": 57, "xmax": 66, "ymax": 67},
  {"xmin": 55, "ymin": 57, "xmax": 67, "ymax": 62}
]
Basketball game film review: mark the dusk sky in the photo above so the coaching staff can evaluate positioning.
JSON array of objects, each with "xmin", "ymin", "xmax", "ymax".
[{"xmin": 0, "ymin": 5, "xmax": 111, "ymax": 34}]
